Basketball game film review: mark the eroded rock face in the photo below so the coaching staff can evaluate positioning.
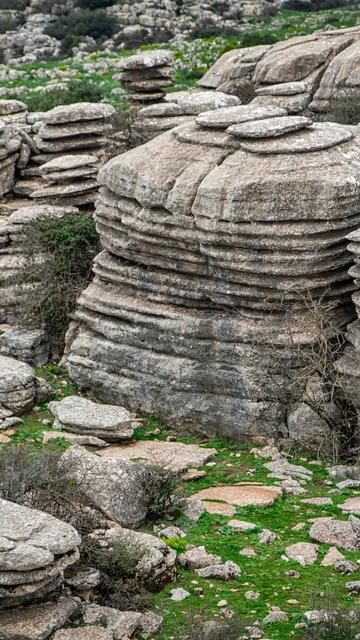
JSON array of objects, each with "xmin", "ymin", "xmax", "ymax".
[
  {"xmin": 64, "ymin": 107, "xmax": 360, "ymax": 442},
  {"xmin": 199, "ymin": 25, "xmax": 360, "ymax": 115},
  {"xmin": 0, "ymin": 356, "xmax": 37, "ymax": 415},
  {"xmin": 0, "ymin": 499, "xmax": 80, "ymax": 609}
]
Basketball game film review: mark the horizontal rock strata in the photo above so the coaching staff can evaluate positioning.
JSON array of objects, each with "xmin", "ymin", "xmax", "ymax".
[
  {"xmin": 0, "ymin": 498, "xmax": 80, "ymax": 609},
  {"xmin": 198, "ymin": 25, "xmax": 360, "ymax": 115},
  {"xmin": 65, "ymin": 107, "xmax": 360, "ymax": 441}
]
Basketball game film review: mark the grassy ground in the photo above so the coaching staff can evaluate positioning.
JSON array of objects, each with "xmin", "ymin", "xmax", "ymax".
[
  {"xmin": 4, "ymin": 363, "xmax": 360, "ymax": 639},
  {"xmin": 1, "ymin": 5, "xmax": 360, "ymax": 111}
]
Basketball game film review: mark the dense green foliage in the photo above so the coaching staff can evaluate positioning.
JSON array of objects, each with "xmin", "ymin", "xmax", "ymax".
[
  {"xmin": 0, "ymin": 0, "xmax": 28, "ymax": 8},
  {"xmin": 22, "ymin": 78, "xmax": 104, "ymax": 112},
  {"xmin": 46, "ymin": 8, "xmax": 117, "ymax": 55},
  {"xmin": 22, "ymin": 212, "xmax": 99, "ymax": 353}
]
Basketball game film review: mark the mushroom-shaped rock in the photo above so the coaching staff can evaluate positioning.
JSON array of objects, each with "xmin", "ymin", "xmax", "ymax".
[{"xmin": 64, "ymin": 106, "xmax": 360, "ymax": 442}]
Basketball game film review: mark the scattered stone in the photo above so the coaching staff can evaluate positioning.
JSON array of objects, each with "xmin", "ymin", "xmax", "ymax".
[
  {"xmin": 170, "ymin": 588, "xmax": 190, "ymax": 602},
  {"xmin": 301, "ymin": 497, "xmax": 333, "ymax": 506},
  {"xmin": 158, "ymin": 526, "xmax": 186, "ymax": 539},
  {"xmin": 259, "ymin": 529, "xmax": 279, "ymax": 544},
  {"xmin": 182, "ymin": 468, "xmax": 207, "ymax": 481},
  {"xmin": 178, "ymin": 545, "xmax": 221, "ymax": 570},
  {"xmin": 334, "ymin": 559, "xmax": 358, "ymax": 575},
  {"xmin": 321, "ymin": 547, "xmax": 345, "ymax": 567},
  {"xmin": 285, "ymin": 542, "xmax": 318, "ymax": 565},
  {"xmin": 0, "ymin": 356, "xmax": 37, "ymax": 415},
  {"xmin": 337, "ymin": 479, "xmax": 360, "ymax": 490},
  {"xmin": 83, "ymin": 603, "xmax": 143, "ymax": 638},
  {"xmin": 309, "ymin": 516, "xmax": 360, "ymax": 550},
  {"xmin": 65, "ymin": 568, "xmax": 101, "ymax": 591},
  {"xmin": 239, "ymin": 547, "xmax": 257, "ymax": 557},
  {"xmin": 304, "ymin": 610, "xmax": 329, "ymax": 624},
  {"xmin": 53, "ymin": 629, "xmax": 113, "ymax": 640},
  {"xmin": 263, "ymin": 607, "xmax": 288, "ymax": 624},
  {"xmin": 346, "ymin": 581, "xmax": 360, "ymax": 594},
  {"xmin": 49, "ymin": 396, "xmax": 134, "ymax": 442},
  {"xmin": 227, "ymin": 519, "xmax": 257, "ymax": 532},
  {"xmin": 196, "ymin": 561, "xmax": 241, "ymax": 581},
  {"xmin": 184, "ymin": 499, "xmax": 204, "ymax": 522},
  {"xmin": 245, "ymin": 591, "xmax": 260, "ymax": 600}
]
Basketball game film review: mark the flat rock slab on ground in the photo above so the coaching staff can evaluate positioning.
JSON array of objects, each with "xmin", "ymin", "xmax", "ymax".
[
  {"xmin": 96, "ymin": 440, "xmax": 216, "ymax": 472},
  {"xmin": 201, "ymin": 500, "xmax": 236, "ymax": 516},
  {"xmin": 48, "ymin": 396, "xmax": 134, "ymax": 442},
  {"xmin": 195, "ymin": 105, "xmax": 287, "ymax": 129},
  {"xmin": 0, "ymin": 597, "xmax": 79, "ymax": 640},
  {"xmin": 192, "ymin": 484, "xmax": 282, "ymax": 508}
]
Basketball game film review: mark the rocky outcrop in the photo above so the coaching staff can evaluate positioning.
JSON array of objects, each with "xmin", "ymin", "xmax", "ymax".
[
  {"xmin": 0, "ymin": 355, "xmax": 37, "ymax": 416},
  {"xmin": 0, "ymin": 13, "xmax": 61, "ymax": 65},
  {"xmin": 0, "ymin": 204, "xmax": 79, "ymax": 324},
  {"xmin": 199, "ymin": 25, "xmax": 360, "ymax": 115},
  {"xmin": 0, "ymin": 498, "xmax": 80, "ymax": 609},
  {"xmin": 64, "ymin": 106, "xmax": 360, "ymax": 442}
]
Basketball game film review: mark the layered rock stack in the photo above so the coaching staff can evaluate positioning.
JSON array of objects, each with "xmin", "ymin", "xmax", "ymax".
[
  {"xmin": 15, "ymin": 102, "xmax": 116, "ymax": 197},
  {"xmin": 0, "ymin": 205, "xmax": 79, "ymax": 324},
  {"xmin": 31, "ymin": 155, "xmax": 100, "ymax": 207},
  {"xmin": 0, "ymin": 122, "xmax": 22, "ymax": 196},
  {"xmin": 0, "ymin": 498, "xmax": 80, "ymax": 609},
  {"xmin": 198, "ymin": 25, "xmax": 360, "ymax": 114},
  {"xmin": 64, "ymin": 105, "xmax": 360, "ymax": 442},
  {"xmin": 0, "ymin": 99, "xmax": 28, "ymax": 126},
  {"xmin": 115, "ymin": 50, "xmax": 175, "ymax": 106}
]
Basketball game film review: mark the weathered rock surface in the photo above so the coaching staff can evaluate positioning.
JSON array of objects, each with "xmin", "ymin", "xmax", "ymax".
[
  {"xmin": 60, "ymin": 445, "xmax": 167, "ymax": 528},
  {"xmin": 309, "ymin": 516, "xmax": 360, "ymax": 550},
  {"xmin": 199, "ymin": 26, "xmax": 360, "ymax": 116},
  {"xmin": 0, "ymin": 499, "xmax": 80, "ymax": 609},
  {"xmin": 31, "ymin": 155, "xmax": 99, "ymax": 207},
  {"xmin": 64, "ymin": 104, "xmax": 360, "ymax": 442},
  {"xmin": 0, "ymin": 356, "xmax": 37, "ymax": 415},
  {"xmin": 96, "ymin": 439, "xmax": 216, "ymax": 471},
  {"xmin": 49, "ymin": 396, "xmax": 134, "ymax": 442},
  {"xmin": 284, "ymin": 542, "xmax": 318, "ymax": 565},
  {"xmin": 192, "ymin": 484, "xmax": 282, "ymax": 507},
  {"xmin": 0, "ymin": 597, "xmax": 79, "ymax": 640}
]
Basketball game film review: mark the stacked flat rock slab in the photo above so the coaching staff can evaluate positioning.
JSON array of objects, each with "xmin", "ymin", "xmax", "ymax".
[
  {"xmin": 16, "ymin": 102, "xmax": 115, "ymax": 198},
  {"xmin": 0, "ymin": 205, "xmax": 79, "ymax": 323},
  {"xmin": 0, "ymin": 99, "xmax": 28, "ymax": 126},
  {"xmin": 133, "ymin": 89, "xmax": 241, "ymax": 143},
  {"xmin": 0, "ymin": 498, "xmax": 80, "ymax": 609},
  {"xmin": 198, "ymin": 25, "xmax": 360, "ymax": 114},
  {"xmin": 64, "ymin": 106, "xmax": 360, "ymax": 441},
  {"xmin": 115, "ymin": 49, "xmax": 175, "ymax": 105},
  {"xmin": 31, "ymin": 155, "xmax": 100, "ymax": 207},
  {"xmin": 0, "ymin": 121, "xmax": 22, "ymax": 196}
]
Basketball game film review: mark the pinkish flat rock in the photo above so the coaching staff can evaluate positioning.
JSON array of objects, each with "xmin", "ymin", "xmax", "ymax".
[{"xmin": 192, "ymin": 484, "xmax": 282, "ymax": 508}]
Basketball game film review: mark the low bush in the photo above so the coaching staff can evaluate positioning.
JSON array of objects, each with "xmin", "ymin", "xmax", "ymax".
[
  {"xmin": 305, "ymin": 606, "xmax": 360, "ymax": 639},
  {"xmin": 22, "ymin": 78, "xmax": 104, "ymax": 112},
  {"xmin": 20, "ymin": 211, "xmax": 100, "ymax": 354},
  {"xmin": 76, "ymin": 0, "xmax": 115, "ymax": 8},
  {"xmin": 0, "ymin": 0, "xmax": 28, "ymax": 8},
  {"xmin": 145, "ymin": 465, "xmax": 185, "ymax": 519},
  {"xmin": 46, "ymin": 8, "xmax": 117, "ymax": 49}
]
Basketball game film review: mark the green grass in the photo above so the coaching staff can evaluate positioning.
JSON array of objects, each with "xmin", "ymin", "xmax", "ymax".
[{"xmin": 3, "ymin": 365, "xmax": 360, "ymax": 639}]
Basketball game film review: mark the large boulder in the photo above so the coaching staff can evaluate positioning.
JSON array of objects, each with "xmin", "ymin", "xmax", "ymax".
[
  {"xmin": 0, "ymin": 356, "xmax": 37, "ymax": 415},
  {"xmin": 60, "ymin": 445, "xmax": 168, "ymax": 528}
]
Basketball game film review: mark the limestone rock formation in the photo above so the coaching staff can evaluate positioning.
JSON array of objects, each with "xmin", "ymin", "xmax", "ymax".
[
  {"xmin": 64, "ymin": 104, "xmax": 360, "ymax": 442},
  {"xmin": 31, "ymin": 155, "xmax": 100, "ymax": 207},
  {"xmin": 115, "ymin": 49, "xmax": 175, "ymax": 106},
  {"xmin": 0, "ymin": 204, "xmax": 79, "ymax": 324},
  {"xmin": 0, "ymin": 498, "xmax": 80, "ymax": 609},
  {"xmin": 0, "ymin": 121, "xmax": 23, "ymax": 196},
  {"xmin": 199, "ymin": 25, "xmax": 360, "ymax": 115}
]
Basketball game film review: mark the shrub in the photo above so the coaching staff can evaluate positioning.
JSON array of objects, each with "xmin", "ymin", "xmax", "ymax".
[
  {"xmin": 305, "ymin": 603, "xmax": 360, "ymax": 639},
  {"xmin": 186, "ymin": 616, "xmax": 248, "ymax": 640},
  {"xmin": 0, "ymin": 16, "xmax": 19, "ymax": 34},
  {"xmin": 76, "ymin": 0, "xmax": 115, "ymax": 8},
  {"xmin": 23, "ymin": 79, "xmax": 104, "ymax": 112},
  {"xmin": 20, "ymin": 211, "xmax": 100, "ymax": 354},
  {"xmin": 322, "ymin": 88, "xmax": 360, "ymax": 125},
  {"xmin": 240, "ymin": 30, "xmax": 279, "ymax": 46},
  {"xmin": 0, "ymin": 0, "xmax": 28, "ymax": 8},
  {"xmin": 145, "ymin": 465, "xmax": 185, "ymax": 519},
  {"xmin": 46, "ymin": 8, "xmax": 117, "ymax": 45},
  {"xmin": 0, "ymin": 443, "xmax": 103, "ymax": 535}
]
